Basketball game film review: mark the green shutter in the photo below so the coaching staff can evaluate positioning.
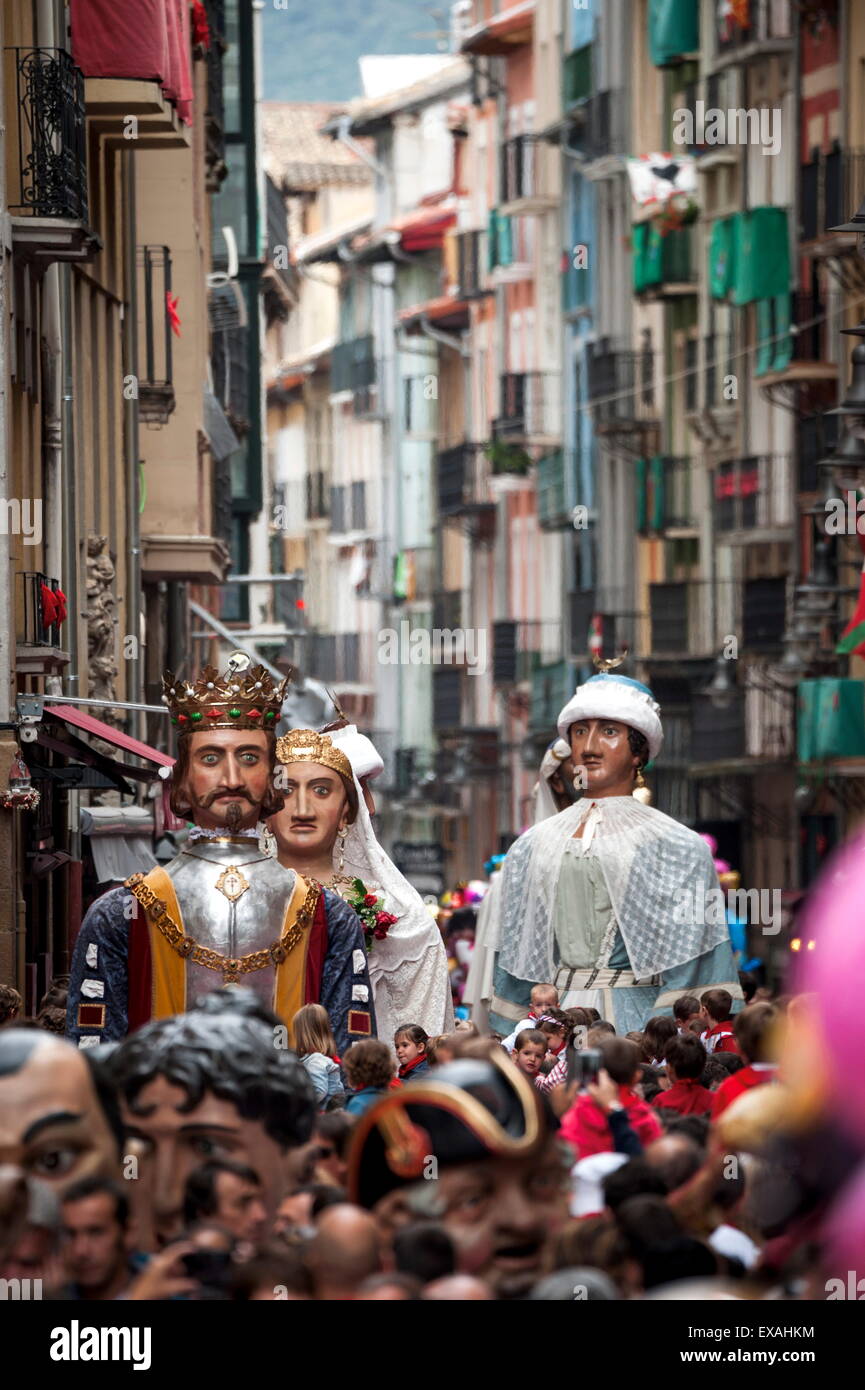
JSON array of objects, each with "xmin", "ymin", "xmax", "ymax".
[
  {"xmin": 632, "ymin": 223, "xmax": 648, "ymax": 292},
  {"xmin": 648, "ymin": 0, "xmax": 700, "ymax": 67},
  {"xmin": 649, "ymin": 455, "xmax": 665, "ymax": 531},
  {"xmin": 499, "ymin": 213, "xmax": 513, "ymax": 267},
  {"xmin": 709, "ymin": 216, "xmax": 733, "ymax": 299},
  {"xmin": 755, "ymin": 299, "xmax": 773, "ymax": 376},
  {"xmin": 732, "ymin": 207, "xmax": 790, "ymax": 306},
  {"xmin": 488, "ymin": 208, "xmax": 499, "ymax": 270},
  {"xmin": 636, "ymin": 457, "xmax": 648, "ymax": 531}
]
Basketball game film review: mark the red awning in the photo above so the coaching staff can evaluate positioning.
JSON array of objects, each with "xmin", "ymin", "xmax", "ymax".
[
  {"xmin": 70, "ymin": 0, "xmax": 193, "ymax": 124},
  {"xmin": 391, "ymin": 205, "xmax": 457, "ymax": 253},
  {"xmin": 44, "ymin": 705, "xmax": 174, "ymax": 768}
]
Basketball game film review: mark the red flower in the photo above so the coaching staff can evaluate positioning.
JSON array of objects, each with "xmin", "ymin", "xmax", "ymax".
[
  {"xmin": 363, "ymin": 893, "xmax": 378, "ymax": 907},
  {"xmin": 374, "ymin": 928, "xmax": 387, "ymax": 940},
  {"xmin": 376, "ymin": 911, "xmax": 397, "ymax": 927}
]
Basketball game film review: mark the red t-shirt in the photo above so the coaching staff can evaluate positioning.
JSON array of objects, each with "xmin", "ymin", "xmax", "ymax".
[
  {"xmin": 561, "ymin": 1085, "xmax": 663, "ymax": 1158},
  {"xmin": 711, "ymin": 1064, "xmax": 777, "ymax": 1121},
  {"xmin": 653, "ymin": 1077, "xmax": 714, "ymax": 1117}
]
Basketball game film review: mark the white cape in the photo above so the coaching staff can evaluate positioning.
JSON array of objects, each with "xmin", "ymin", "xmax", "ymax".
[
  {"xmin": 499, "ymin": 795, "xmax": 728, "ymax": 983},
  {"xmin": 339, "ymin": 776, "xmax": 454, "ymax": 1044}
]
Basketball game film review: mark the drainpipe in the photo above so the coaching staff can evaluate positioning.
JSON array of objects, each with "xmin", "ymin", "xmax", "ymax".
[{"xmin": 123, "ymin": 153, "xmax": 142, "ymax": 734}]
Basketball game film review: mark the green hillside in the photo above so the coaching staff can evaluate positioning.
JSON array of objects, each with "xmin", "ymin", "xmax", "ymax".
[{"xmin": 261, "ymin": 1, "xmax": 449, "ymax": 102}]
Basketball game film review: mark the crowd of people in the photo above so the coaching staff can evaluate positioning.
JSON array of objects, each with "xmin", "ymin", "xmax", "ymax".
[{"xmin": 0, "ymin": 960, "xmax": 854, "ymax": 1303}]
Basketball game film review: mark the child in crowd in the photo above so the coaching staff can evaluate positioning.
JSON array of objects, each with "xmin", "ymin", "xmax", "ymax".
[
  {"xmin": 636, "ymin": 1063, "xmax": 666, "ymax": 1104},
  {"xmin": 653, "ymin": 1033, "xmax": 714, "ymax": 1116},
  {"xmin": 0, "ymin": 983, "xmax": 21, "ymax": 1027},
  {"xmin": 453, "ymin": 1019, "xmax": 479, "ymax": 1037},
  {"xmin": 427, "ymin": 1034, "xmax": 458, "ymax": 1067},
  {"xmin": 534, "ymin": 1008, "xmax": 575, "ymax": 1092},
  {"xmin": 344, "ymin": 1040, "xmax": 397, "ymax": 1116},
  {"xmin": 293, "ymin": 1003, "xmax": 345, "ymax": 1111},
  {"xmin": 512, "ymin": 1028, "xmax": 547, "ymax": 1081},
  {"xmin": 643, "ymin": 1014, "xmax": 678, "ymax": 1066},
  {"xmin": 394, "ymin": 1023, "xmax": 431, "ymax": 1080},
  {"xmin": 701, "ymin": 1053, "xmax": 744, "ymax": 1090},
  {"xmin": 501, "ymin": 983, "xmax": 559, "ymax": 1052},
  {"xmin": 711, "ymin": 1003, "xmax": 778, "ymax": 1120},
  {"xmin": 673, "ymin": 994, "xmax": 703, "ymax": 1034},
  {"xmin": 700, "ymin": 989, "xmax": 740, "ymax": 1055},
  {"xmin": 560, "ymin": 1037, "xmax": 663, "ymax": 1159},
  {"xmin": 586, "ymin": 1022, "xmax": 616, "ymax": 1047}
]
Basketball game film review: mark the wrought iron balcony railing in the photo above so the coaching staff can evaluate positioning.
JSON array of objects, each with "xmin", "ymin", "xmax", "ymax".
[
  {"xmin": 649, "ymin": 577, "xmax": 787, "ymax": 659},
  {"xmin": 716, "ymin": 0, "xmax": 792, "ymax": 56},
  {"xmin": 587, "ymin": 342, "xmax": 658, "ymax": 428},
  {"xmin": 800, "ymin": 145, "xmax": 865, "ymax": 239},
  {"xmin": 493, "ymin": 372, "xmax": 562, "ymax": 442},
  {"xmin": 569, "ymin": 89, "xmax": 627, "ymax": 162},
  {"xmin": 19, "ymin": 572, "xmax": 64, "ymax": 649},
  {"xmin": 637, "ymin": 456, "xmax": 698, "ymax": 534},
  {"xmin": 536, "ymin": 450, "xmax": 574, "ymax": 528},
  {"xmin": 437, "ymin": 442, "xmax": 486, "ymax": 515},
  {"xmin": 500, "ymin": 135, "xmax": 542, "ymax": 204},
  {"xmin": 456, "ymin": 229, "xmax": 484, "ymax": 299},
  {"xmin": 137, "ymin": 245, "xmax": 176, "ymax": 425},
  {"xmin": 713, "ymin": 455, "xmax": 794, "ymax": 534},
  {"xmin": 6, "ymin": 47, "xmax": 88, "ymax": 221},
  {"xmin": 306, "ymin": 470, "xmax": 330, "ymax": 521}
]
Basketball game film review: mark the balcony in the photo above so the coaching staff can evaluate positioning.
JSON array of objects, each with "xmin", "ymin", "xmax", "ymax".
[
  {"xmin": 499, "ymin": 136, "xmax": 555, "ymax": 214},
  {"xmin": 329, "ymin": 481, "xmax": 369, "ymax": 538},
  {"xmin": 633, "ymin": 223, "xmax": 697, "ymax": 299},
  {"xmin": 304, "ymin": 631, "xmax": 375, "ymax": 690},
  {"xmin": 637, "ymin": 457, "xmax": 698, "ymax": 536},
  {"xmin": 331, "ymin": 335, "xmax": 379, "ymax": 416},
  {"xmin": 713, "ymin": 456, "xmax": 793, "ymax": 537},
  {"xmin": 568, "ymin": 89, "xmax": 627, "ymax": 164},
  {"xmin": 756, "ymin": 289, "xmax": 836, "ymax": 395},
  {"xmin": 563, "ymin": 44, "xmax": 592, "ymax": 110},
  {"xmin": 5, "ymin": 47, "xmax": 98, "ymax": 264},
  {"xmin": 714, "ymin": 0, "xmax": 792, "ymax": 65},
  {"xmin": 704, "ymin": 330, "xmax": 737, "ymax": 411},
  {"xmin": 136, "ymin": 246, "xmax": 176, "ymax": 425},
  {"xmin": 460, "ymin": 1, "xmax": 534, "ymax": 56},
  {"xmin": 492, "ymin": 619, "xmax": 563, "ymax": 686},
  {"xmin": 531, "ymin": 661, "xmax": 575, "ymax": 732},
  {"xmin": 493, "ymin": 372, "xmax": 562, "ymax": 445},
  {"xmin": 649, "ymin": 582, "xmax": 715, "ymax": 658},
  {"xmin": 263, "ymin": 175, "xmax": 294, "ymax": 322},
  {"xmin": 16, "ymin": 573, "xmax": 69, "ymax": 676},
  {"xmin": 691, "ymin": 694, "xmax": 747, "ymax": 762},
  {"xmin": 587, "ymin": 342, "xmax": 659, "ymax": 432},
  {"xmin": 536, "ymin": 450, "xmax": 573, "ymax": 528},
  {"xmin": 306, "ymin": 471, "xmax": 330, "ymax": 522},
  {"xmin": 456, "ymin": 229, "xmax": 485, "ymax": 299}
]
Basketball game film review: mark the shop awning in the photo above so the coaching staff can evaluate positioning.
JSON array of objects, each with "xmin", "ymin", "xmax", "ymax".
[
  {"xmin": 44, "ymin": 705, "xmax": 174, "ymax": 769},
  {"xmin": 70, "ymin": 0, "xmax": 193, "ymax": 123}
]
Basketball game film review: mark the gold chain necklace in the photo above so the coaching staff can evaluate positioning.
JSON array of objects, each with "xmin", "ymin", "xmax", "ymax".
[{"xmin": 126, "ymin": 873, "xmax": 320, "ymax": 984}]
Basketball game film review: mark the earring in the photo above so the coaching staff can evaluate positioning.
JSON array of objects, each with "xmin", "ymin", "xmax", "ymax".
[
  {"xmin": 337, "ymin": 825, "xmax": 348, "ymax": 874},
  {"xmin": 632, "ymin": 768, "xmax": 651, "ymax": 804}
]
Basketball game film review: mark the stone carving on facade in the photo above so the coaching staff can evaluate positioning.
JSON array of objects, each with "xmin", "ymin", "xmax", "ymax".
[{"xmin": 86, "ymin": 534, "xmax": 118, "ymax": 707}]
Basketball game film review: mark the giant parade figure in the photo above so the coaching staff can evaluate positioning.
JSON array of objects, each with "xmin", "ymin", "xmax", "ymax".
[
  {"xmin": 490, "ymin": 662, "xmax": 742, "ymax": 1034},
  {"xmin": 269, "ymin": 723, "xmax": 452, "ymax": 1043},
  {"xmin": 66, "ymin": 654, "xmax": 375, "ymax": 1055}
]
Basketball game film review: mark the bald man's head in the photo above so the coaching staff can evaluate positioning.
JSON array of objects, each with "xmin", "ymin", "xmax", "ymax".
[
  {"xmin": 644, "ymin": 1135, "xmax": 702, "ymax": 1194},
  {"xmin": 308, "ymin": 1203, "xmax": 381, "ymax": 1294},
  {"xmin": 423, "ymin": 1274, "xmax": 492, "ymax": 1300}
]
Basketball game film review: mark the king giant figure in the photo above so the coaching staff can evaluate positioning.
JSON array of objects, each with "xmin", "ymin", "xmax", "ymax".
[{"xmin": 66, "ymin": 655, "xmax": 375, "ymax": 1055}]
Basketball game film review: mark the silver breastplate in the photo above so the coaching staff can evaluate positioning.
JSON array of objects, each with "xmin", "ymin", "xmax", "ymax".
[{"xmin": 164, "ymin": 839, "xmax": 298, "ymax": 1009}]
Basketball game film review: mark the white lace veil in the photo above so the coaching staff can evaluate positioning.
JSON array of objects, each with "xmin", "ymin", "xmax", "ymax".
[
  {"xmin": 498, "ymin": 796, "xmax": 727, "ymax": 983},
  {"xmin": 338, "ymin": 766, "xmax": 454, "ymax": 1042}
]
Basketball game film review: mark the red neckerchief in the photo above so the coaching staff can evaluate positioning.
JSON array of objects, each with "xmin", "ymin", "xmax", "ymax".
[
  {"xmin": 705, "ymin": 1020, "xmax": 734, "ymax": 1036},
  {"xmin": 398, "ymin": 1052, "xmax": 427, "ymax": 1079}
]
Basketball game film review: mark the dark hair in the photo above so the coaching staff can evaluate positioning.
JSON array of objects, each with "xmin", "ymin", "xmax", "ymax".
[
  {"xmin": 0, "ymin": 983, "xmax": 21, "ymax": 1025},
  {"xmin": 665, "ymin": 1114, "xmax": 710, "ymax": 1151},
  {"xmin": 700, "ymin": 1053, "xmax": 744, "ymax": 1089},
  {"xmin": 564, "ymin": 1007, "xmax": 591, "ymax": 1030},
  {"xmin": 615, "ymin": 1194, "xmax": 682, "ymax": 1257},
  {"xmin": 627, "ymin": 727, "xmax": 649, "ymax": 772},
  {"xmin": 733, "ymin": 1002, "xmax": 777, "ymax": 1064},
  {"xmin": 625, "ymin": 1031, "xmax": 652, "ymax": 1063},
  {"xmin": 61, "ymin": 1175, "xmax": 130, "ymax": 1228},
  {"xmin": 313, "ymin": 1110, "xmax": 354, "ymax": 1157},
  {"xmin": 599, "ymin": 1037, "xmax": 641, "ymax": 1085},
  {"xmin": 105, "ymin": 987, "xmax": 315, "ymax": 1152},
  {"xmin": 643, "ymin": 1015, "xmax": 678, "ymax": 1060},
  {"xmin": 393, "ymin": 1024, "xmax": 429, "ymax": 1052},
  {"xmin": 637, "ymin": 1063, "xmax": 664, "ymax": 1103},
  {"xmin": 183, "ymin": 1157, "xmax": 261, "ymax": 1228},
  {"xmin": 702, "ymin": 988, "xmax": 733, "ymax": 1022},
  {"xmin": 536, "ymin": 1006, "xmax": 574, "ymax": 1048},
  {"xmin": 672, "ymin": 994, "xmax": 701, "ymax": 1023},
  {"xmin": 663, "ymin": 1033, "xmax": 707, "ymax": 1081},
  {"xmin": 344, "ymin": 1039, "xmax": 394, "ymax": 1090},
  {"xmin": 169, "ymin": 728, "xmax": 285, "ymax": 819},
  {"xmin": 309, "ymin": 1186, "xmax": 348, "ymax": 1219},
  {"xmin": 641, "ymin": 1236, "xmax": 717, "ymax": 1290},
  {"xmin": 393, "ymin": 1222, "xmax": 456, "ymax": 1284},
  {"xmin": 738, "ymin": 972, "xmax": 758, "ymax": 1003},
  {"xmin": 583, "ymin": 1008, "xmax": 602, "ymax": 1024},
  {"xmin": 514, "ymin": 1028, "xmax": 547, "ymax": 1052},
  {"xmin": 228, "ymin": 1242, "xmax": 313, "ymax": 1301},
  {"xmin": 602, "ymin": 1158, "xmax": 667, "ymax": 1213},
  {"xmin": 35, "ymin": 1005, "xmax": 67, "ymax": 1035}
]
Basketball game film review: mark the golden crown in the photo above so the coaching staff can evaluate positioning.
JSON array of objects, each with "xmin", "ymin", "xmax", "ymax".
[
  {"xmin": 275, "ymin": 728, "xmax": 353, "ymax": 782},
  {"xmin": 162, "ymin": 652, "xmax": 288, "ymax": 733}
]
